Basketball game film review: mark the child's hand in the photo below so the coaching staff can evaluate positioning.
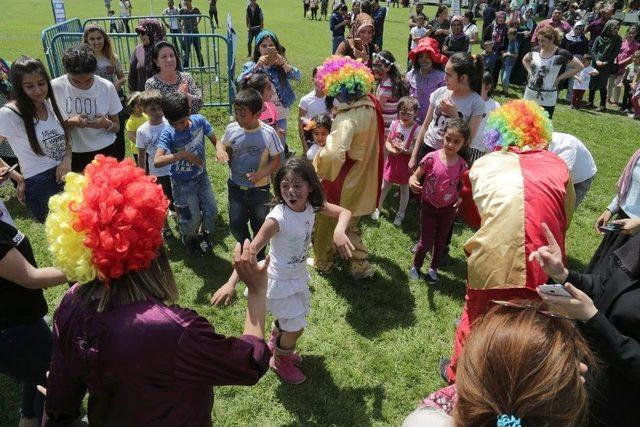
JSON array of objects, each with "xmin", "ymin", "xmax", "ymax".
[
  {"xmin": 332, "ymin": 230, "xmax": 355, "ymax": 260},
  {"xmin": 246, "ymin": 170, "xmax": 265, "ymax": 184},
  {"xmin": 181, "ymin": 150, "xmax": 204, "ymax": 167},
  {"xmin": 409, "ymin": 174, "xmax": 422, "ymax": 194},
  {"xmin": 211, "ymin": 281, "xmax": 236, "ymax": 306},
  {"xmin": 216, "ymin": 150, "xmax": 229, "ymax": 163}
]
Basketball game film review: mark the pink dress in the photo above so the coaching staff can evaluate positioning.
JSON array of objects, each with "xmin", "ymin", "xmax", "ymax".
[{"xmin": 383, "ymin": 120, "xmax": 419, "ymax": 184}]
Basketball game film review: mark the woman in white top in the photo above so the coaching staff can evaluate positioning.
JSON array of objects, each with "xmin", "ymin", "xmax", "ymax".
[
  {"xmin": 463, "ymin": 11, "xmax": 478, "ymax": 53},
  {"xmin": 0, "ymin": 57, "xmax": 71, "ymax": 223}
]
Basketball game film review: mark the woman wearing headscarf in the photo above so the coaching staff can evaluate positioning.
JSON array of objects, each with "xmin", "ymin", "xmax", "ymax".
[
  {"xmin": 561, "ymin": 21, "xmax": 589, "ymax": 102},
  {"xmin": 335, "ymin": 13, "xmax": 379, "ymax": 68},
  {"xmin": 128, "ymin": 19, "xmax": 167, "ymax": 93},
  {"xmin": 442, "ymin": 15, "xmax": 469, "ymax": 56},
  {"xmin": 511, "ymin": 6, "xmax": 537, "ymax": 85},
  {"xmin": 607, "ymin": 24, "xmax": 639, "ymax": 105},
  {"xmin": 587, "ymin": 19, "xmax": 622, "ymax": 112},
  {"xmin": 483, "ymin": 11, "xmax": 508, "ymax": 87}
]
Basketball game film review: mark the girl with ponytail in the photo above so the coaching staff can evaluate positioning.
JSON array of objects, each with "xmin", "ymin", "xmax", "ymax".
[{"xmin": 409, "ymin": 52, "xmax": 485, "ymax": 170}]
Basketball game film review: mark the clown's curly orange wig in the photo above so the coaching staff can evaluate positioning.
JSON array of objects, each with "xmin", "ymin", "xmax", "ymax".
[{"xmin": 46, "ymin": 156, "xmax": 169, "ymax": 284}]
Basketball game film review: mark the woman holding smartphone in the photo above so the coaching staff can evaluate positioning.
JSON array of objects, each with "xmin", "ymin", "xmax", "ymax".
[{"xmin": 0, "ymin": 56, "xmax": 71, "ymax": 223}]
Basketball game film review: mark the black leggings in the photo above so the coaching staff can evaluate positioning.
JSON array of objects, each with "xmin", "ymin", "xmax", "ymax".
[{"xmin": 588, "ymin": 86, "xmax": 607, "ymax": 107}]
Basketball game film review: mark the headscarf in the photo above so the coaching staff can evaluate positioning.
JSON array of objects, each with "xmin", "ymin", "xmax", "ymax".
[
  {"xmin": 408, "ymin": 37, "xmax": 448, "ymax": 64},
  {"xmin": 255, "ymin": 29, "xmax": 277, "ymax": 47},
  {"xmin": 565, "ymin": 20, "xmax": 585, "ymax": 42},
  {"xmin": 136, "ymin": 19, "xmax": 166, "ymax": 78},
  {"xmin": 492, "ymin": 11, "xmax": 508, "ymax": 46},
  {"xmin": 450, "ymin": 15, "xmax": 465, "ymax": 40},
  {"xmin": 46, "ymin": 156, "xmax": 169, "ymax": 285},
  {"xmin": 524, "ymin": 6, "xmax": 536, "ymax": 31},
  {"xmin": 599, "ymin": 19, "xmax": 619, "ymax": 44},
  {"xmin": 348, "ymin": 13, "xmax": 375, "ymax": 42},
  {"xmin": 616, "ymin": 148, "xmax": 640, "ymax": 209}
]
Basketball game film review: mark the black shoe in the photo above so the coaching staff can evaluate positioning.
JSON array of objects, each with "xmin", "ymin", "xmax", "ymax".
[
  {"xmin": 185, "ymin": 238, "xmax": 203, "ymax": 257},
  {"xmin": 439, "ymin": 250, "xmax": 451, "ymax": 267},
  {"xmin": 438, "ymin": 357, "xmax": 451, "ymax": 383},
  {"xmin": 199, "ymin": 232, "xmax": 213, "ymax": 255}
]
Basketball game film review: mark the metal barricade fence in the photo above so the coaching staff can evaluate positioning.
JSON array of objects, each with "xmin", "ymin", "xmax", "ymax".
[
  {"xmin": 47, "ymin": 31, "xmax": 234, "ymax": 113},
  {"xmin": 41, "ymin": 18, "xmax": 83, "ymax": 78},
  {"xmin": 82, "ymin": 14, "xmax": 216, "ymax": 36}
]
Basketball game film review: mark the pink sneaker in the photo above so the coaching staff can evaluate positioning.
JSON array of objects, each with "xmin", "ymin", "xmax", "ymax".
[
  {"xmin": 270, "ymin": 354, "xmax": 306, "ymax": 384},
  {"xmin": 267, "ymin": 329, "xmax": 302, "ymax": 365}
]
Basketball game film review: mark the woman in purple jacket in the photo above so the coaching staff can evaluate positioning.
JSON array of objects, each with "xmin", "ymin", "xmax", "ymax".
[{"xmin": 43, "ymin": 156, "xmax": 270, "ymax": 427}]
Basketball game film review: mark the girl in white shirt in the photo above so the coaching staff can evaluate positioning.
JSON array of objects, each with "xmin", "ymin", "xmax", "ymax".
[{"xmin": 0, "ymin": 56, "xmax": 71, "ymax": 223}]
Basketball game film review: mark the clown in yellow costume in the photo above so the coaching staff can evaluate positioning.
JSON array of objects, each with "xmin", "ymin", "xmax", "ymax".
[{"xmin": 311, "ymin": 56, "xmax": 384, "ymax": 279}]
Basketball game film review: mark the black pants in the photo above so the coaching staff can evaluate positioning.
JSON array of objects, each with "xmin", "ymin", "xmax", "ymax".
[
  {"xmin": 543, "ymin": 105, "xmax": 555, "ymax": 118},
  {"xmin": 72, "ymin": 141, "xmax": 120, "ymax": 173},
  {"xmin": 589, "ymin": 72, "xmax": 609, "ymax": 107},
  {"xmin": 209, "ymin": 7, "xmax": 218, "ymax": 27},
  {"xmin": 247, "ymin": 28, "xmax": 261, "ymax": 56},
  {"xmin": 621, "ymin": 80, "xmax": 632, "ymax": 111}
]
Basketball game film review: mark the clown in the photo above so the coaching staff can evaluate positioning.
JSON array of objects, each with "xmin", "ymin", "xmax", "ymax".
[
  {"xmin": 445, "ymin": 100, "xmax": 575, "ymax": 381},
  {"xmin": 311, "ymin": 56, "xmax": 384, "ymax": 279}
]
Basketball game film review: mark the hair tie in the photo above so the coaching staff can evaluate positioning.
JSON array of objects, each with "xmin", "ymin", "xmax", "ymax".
[{"xmin": 497, "ymin": 414, "xmax": 521, "ymax": 427}]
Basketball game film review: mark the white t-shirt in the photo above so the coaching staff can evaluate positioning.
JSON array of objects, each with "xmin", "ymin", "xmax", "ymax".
[
  {"xmin": 573, "ymin": 65, "xmax": 596, "ymax": 91},
  {"xmin": 298, "ymin": 90, "xmax": 328, "ymax": 120},
  {"xmin": 120, "ymin": 0, "xmax": 131, "ymax": 17},
  {"xmin": 464, "ymin": 23, "xmax": 478, "ymax": 52},
  {"xmin": 523, "ymin": 48, "xmax": 573, "ymax": 107},
  {"xmin": 0, "ymin": 100, "xmax": 67, "ymax": 178},
  {"xmin": 410, "ymin": 26, "xmax": 429, "ymax": 49},
  {"xmin": 163, "ymin": 7, "xmax": 181, "ymax": 30},
  {"xmin": 306, "ymin": 143, "xmax": 322, "ymax": 160},
  {"xmin": 423, "ymin": 87, "xmax": 485, "ymax": 150},
  {"xmin": 51, "ymin": 75, "xmax": 122, "ymax": 153},
  {"xmin": 266, "ymin": 202, "xmax": 315, "ymax": 282},
  {"xmin": 470, "ymin": 98, "xmax": 500, "ymax": 152},
  {"xmin": 136, "ymin": 119, "xmax": 171, "ymax": 177},
  {"xmin": 548, "ymin": 132, "xmax": 597, "ymax": 184}
]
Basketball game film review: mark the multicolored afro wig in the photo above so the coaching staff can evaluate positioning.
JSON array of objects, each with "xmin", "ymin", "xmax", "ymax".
[
  {"xmin": 484, "ymin": 100, "xmax": 553, "ymax": 152},
  {"xmin": 45, "ymin": 156, "xmax": 169, "ymax": 285},
  {"xmin": 315, "ymin": 56, "xmax": 375, "ymax": 104}
]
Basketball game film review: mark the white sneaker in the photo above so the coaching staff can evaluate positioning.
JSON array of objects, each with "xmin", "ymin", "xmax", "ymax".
[
  {"xmin": 370, "ymin": 208, "xmax": 380, "ymax": 221},
  {"xmin": 393, "ymin": 214, "xmax": 404, "ymax": 226},
  {"xmin": 426, "ymin": 268, "xmax": 438, "ymax": 283},
  {"xmin": 243, "ymin": 286, "xmax": 249, "ymax": 297},
  {"xmin": 408, "ymin": 266, "xmax": 421, "ymax": 280}
]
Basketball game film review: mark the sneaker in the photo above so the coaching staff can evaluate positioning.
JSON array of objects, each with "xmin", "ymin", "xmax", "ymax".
[
  {"xmin": 408, "ymin": 266, "xmax": 421, "ymax": 280},
  {"xmin": 426, "ymin": 268, "xmax": 438, "ymax": 284},
  {"xmin": 596, "ymin": 106, "xmax": 607, "ymax": 112},
  {"xmin": 270, "ymin": 354, "xmax": 306, "ymax": 384},
  {"xmin": 370, "ymin": 208, "xmax": 380, "ymax": 221},
  {"xmin": 438, "ymin": 357, "xmax": 451, "ymax": 383},
  {"xmin": 411, "ymin": 242, "xmax": 419, "ymax": 253},
  {"xmin": 393, "ymin": 214, "xmax": 404, "ymax": 226}
]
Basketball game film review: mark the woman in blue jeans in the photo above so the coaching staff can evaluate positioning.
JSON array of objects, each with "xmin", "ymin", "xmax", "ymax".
[
  {"xmin": 0, "ymin": 57, "xmax": 71, "ymax": 223},
  {"xmin": 0, "ymin": 208, "xmax": 67, "ymax": 427},
  {"xmin": 239, "ymin": 30, "xmax": 301, "ymax": 156}
]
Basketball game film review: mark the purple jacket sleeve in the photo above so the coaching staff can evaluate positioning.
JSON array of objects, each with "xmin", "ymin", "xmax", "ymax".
[
  {"xmin": 43, "ymin": 318, "xmax": 87, "ymax": 427},
  {"xmin": 174, "ymin": 314, "xmax": 270, "ymax": 386}
]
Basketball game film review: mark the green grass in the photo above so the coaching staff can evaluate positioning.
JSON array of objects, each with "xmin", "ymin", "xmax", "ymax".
[{"xmin": 1, "ymin": 1, "xmax": 639, "ymax": 425}]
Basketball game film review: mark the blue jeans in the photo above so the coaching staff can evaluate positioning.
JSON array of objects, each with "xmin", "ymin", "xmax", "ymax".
[
  {"xmin": 501, "ymin": 63, "xmax": 515, "ymax": 88},
  {"xmin": 0, "ymin": 318, "xmax": 52, "ymax": 424},
  {"xmin": 24, "ymin": 166, "xmax": 64, "ymax": 223},
  {"xmin": 172, "ymin": 173, "xmax": 218, "ymax": 241},
  {"xmin": 332, "ymin": 36, "xmax": 344, "ymax": 54},
  {"xmin": 227, "ymin": 180, "xmax": 270, "ymax": 260}
]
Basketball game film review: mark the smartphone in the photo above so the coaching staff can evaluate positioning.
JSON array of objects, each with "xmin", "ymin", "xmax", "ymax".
[
  {"xmin": 538, "ymin": 284, "xmax": 573, "ymax": 298},
  {"xmin": 598, "ymin": 222, "xmax": 623, "ymax": 233},
  {"xmin": 266, "ymin": 46, "xmax": 277, "ymax": 63},
  {"xmin": 0, "ymin": 163, "xmax": 18, "ymax": 177}
]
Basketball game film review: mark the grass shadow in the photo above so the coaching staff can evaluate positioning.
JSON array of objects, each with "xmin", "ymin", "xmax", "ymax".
[
  {"xmin": 275, "ymin": 355, "xmax": 385, "ymax": 426},
  {"xmin": 322, "ymin": 253, "xmax": 416, "ymax": 338}
]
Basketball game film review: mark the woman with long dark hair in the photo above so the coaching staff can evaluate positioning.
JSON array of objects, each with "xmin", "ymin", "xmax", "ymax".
[
  {"xmin": 0, "ymin": 56, "xmax": 71, "ymax": 222},
  {"xmin": 239, "ymin": 30, "xmax": 301, "ymax": 155}
]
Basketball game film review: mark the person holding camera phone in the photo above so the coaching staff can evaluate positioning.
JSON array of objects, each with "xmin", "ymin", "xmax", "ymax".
[
  {"xmin": 588, "ymin": 147, "xmax": 640, "ymax": 275},
  {"xmin": 531, "ymin": 222, "xmax": 640, "ymax": 427}
]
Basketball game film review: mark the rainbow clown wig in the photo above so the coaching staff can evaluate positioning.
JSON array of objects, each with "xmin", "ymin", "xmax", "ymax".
[
  {"xmin": 45, "ymin": 156, "xmax": 169, "ymax": 285},
  {"xmin": 315, "ymin": 56, "xmax": 375, "ymax": 104},
  {"xmin": 484, "ymin": 100, "xmax": 553, "ymax": 152}
]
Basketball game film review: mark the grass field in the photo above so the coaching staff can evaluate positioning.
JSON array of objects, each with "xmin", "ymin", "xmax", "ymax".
[{"xmin": 1, "ymin": 1, "xmax": 639, "ymax": 425}]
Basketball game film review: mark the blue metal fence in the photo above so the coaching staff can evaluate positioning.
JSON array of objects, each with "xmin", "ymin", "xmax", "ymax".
[{"xmin": 41, "ymin": 18, "xmax": 83, "ymax": 77}]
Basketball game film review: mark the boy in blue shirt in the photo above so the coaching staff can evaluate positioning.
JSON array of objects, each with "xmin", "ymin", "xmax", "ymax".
[
  {"xmin": 501, "ymin": 28, "xmax": 520, "ymax": 96},
  {"xmin": 218, "ymin": 88, "xmax": 283, "ymax": 260},
  {"xmin": 155, "ymin": 92, "xmax": 223, "ymax": 256}
]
